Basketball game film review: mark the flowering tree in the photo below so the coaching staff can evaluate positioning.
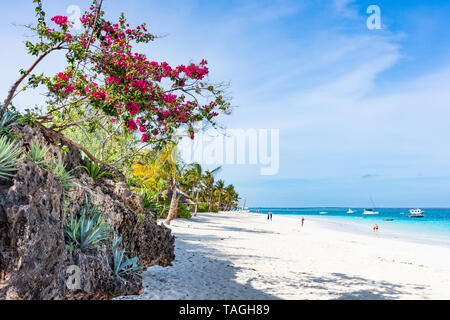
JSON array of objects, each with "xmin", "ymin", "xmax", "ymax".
[{"xmin": 3, "ymin": 0, "xmax": 230, "ymax": 168}]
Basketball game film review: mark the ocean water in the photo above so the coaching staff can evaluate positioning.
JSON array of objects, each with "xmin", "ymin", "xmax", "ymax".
[{"xmin": 250, "ymin": 207, "xmax": 450, "ymax": 247}]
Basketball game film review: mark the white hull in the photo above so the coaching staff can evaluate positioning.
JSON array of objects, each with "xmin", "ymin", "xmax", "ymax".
[{"xmin": 363, "ymin": 210, "xmax": 379, "ymax": 215}]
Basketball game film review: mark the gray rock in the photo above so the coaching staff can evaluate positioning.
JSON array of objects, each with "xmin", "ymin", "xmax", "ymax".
[{"xmin": 0, "ymin": 125, "xmax": 175, "ymax": 299}]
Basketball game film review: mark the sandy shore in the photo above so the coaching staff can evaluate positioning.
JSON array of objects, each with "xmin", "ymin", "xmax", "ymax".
[{"xmin": 117, "ymin": 211, "xmax": 450, "ymax": 300}]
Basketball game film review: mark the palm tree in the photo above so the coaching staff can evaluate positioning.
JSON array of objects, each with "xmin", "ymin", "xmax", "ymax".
[
  {"xmin": 150, "ymin": 142, "xmax": 185, "ymax": 225},
  {"xmin": 214, "ymin": 180, "xmax": 225, "ymax": 211},
  {"xmin": 184, "ymin": 163, "xmax": 203, "ymax": 216},
  {"xmin": 202, "ymin": 166, "xmax": 221, "ymax": 212},
  {"xmin": 224, "ymin": 184, "xmax": 239, "ymax": 210}
]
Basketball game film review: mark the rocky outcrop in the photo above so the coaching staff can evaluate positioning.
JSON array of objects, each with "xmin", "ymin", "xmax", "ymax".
[
  {"xmin": 64, "ymin": 249, "xmax": 143, "ymax": 300},
  {"xmin": 66, "ymin": 176, "xmax": 175, "ymax": 267},
  {"xmin": 0, "ymin": 161, "xmax": 66, "ymax": 299},
  {"xmin": 0, "ymin": 125, "xmax": 175, "ymax": 299}
]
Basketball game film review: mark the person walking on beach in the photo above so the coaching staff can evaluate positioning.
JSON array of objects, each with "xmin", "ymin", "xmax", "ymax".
[
  {"xmin": 373, "ymin": 224, "xmax": 379, "ymax": 233},
  {"xmin": 301, "ymin": 217, "xmax": 305, "ymax": 227},
  {"xmin": 267, "ymin": 212, "xmax": 273, "ymax": 221}
]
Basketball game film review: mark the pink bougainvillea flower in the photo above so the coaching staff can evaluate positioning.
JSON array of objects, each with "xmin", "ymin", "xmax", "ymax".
[
  {"xmin": 51, "ymin": 16, "xmax": 68, "ymax": 25},
  {"xmin": 126, "ymin": 119, "xmax": 138, "ymax": 131}
]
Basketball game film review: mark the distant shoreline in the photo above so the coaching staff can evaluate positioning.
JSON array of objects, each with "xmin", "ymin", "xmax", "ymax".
[{"xmin": 248, "ymin": 209, "xmax": 450, "ymax": 248}]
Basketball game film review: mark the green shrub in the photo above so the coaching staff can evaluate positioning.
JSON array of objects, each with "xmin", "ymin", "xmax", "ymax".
[
  {"xmin": 142, "ymin": 192, "xmax": 158, "ymax": 211},
  {"xmin": 49, "ymin": 159, "xmax": 75, "ymax": 192},
  {"xmin": 0, "ymin": 109, "xmax": 21, "ymax": 136},
  {"xmin": 80, "ymin": 158, "xmax": 113, "ymax": 181},
  {"xmin": 0, "ymin": 135, "xmax": 22, "ymax": 180},
  {"xmin": 64, "ymin": 194, "xmax": 110, "ymax": 252},
  {"xmin": 111, "ymin": 233, "xmax": 143, "ymax": 281},
  {"xmin": 156, "ymin": 199, "xmax": 171, "ymax": 218},
  {"xmin": 177, "ymin": 202, "xmax": 192, "ymax": 219},
  {"xmin": 24, "ymin": 140, "xmax": 49, "ymax": 168},
  {"xmin": 197, "ymin": 202, "xmax": 218, "ymax": 213}
]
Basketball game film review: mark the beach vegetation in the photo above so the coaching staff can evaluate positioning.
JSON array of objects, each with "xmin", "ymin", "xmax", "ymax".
[
  {"xmin": 64, "ymin": 194, "xmax": 110, "ymax": 252},
  {"xmin": 24, "ymin": 140, "xmax": 50, "ymax": 168},
  {"xmin": 81, "ymin": 158, "xmax": 114, "ymax": 181},
  {"xmin": 1, "ymin": 0, "xmax": 240, "ymax": 227},
  {"xmin": 0, "ymin": 135, "xmax": 22, "ymax": 180},
  {"xmin": 111, "ymin": 234, "xmax": 143, "ymax": 281},
  {"xmin": 48, "ymin": 159, "xmax": 75, "ymax": 193}
]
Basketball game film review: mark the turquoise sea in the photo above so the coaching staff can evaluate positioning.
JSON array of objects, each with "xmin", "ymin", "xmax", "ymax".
[{"xmin": 250, "ymin": 208, "xmax": 450, "ymax": 247}]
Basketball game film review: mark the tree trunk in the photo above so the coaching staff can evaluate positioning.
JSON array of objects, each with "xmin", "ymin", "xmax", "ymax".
[
  {"xmin": 208, "ymin": 190, "xmax": 213, "ymax": 212},
  {"xmin": 194, "ymin": 189, "xmax": 200, "ymax": 216},
  {"xmin": 165, "ymin": 185, "xmax": 179, "ymax": 225}
]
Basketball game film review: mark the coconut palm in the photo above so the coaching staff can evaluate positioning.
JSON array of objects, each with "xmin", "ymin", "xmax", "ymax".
[
  {"xmin": 214, "ymin": 180, "xmax": 225, "ymax": 211},
  {"xmin": 223, "ymin": 184, "xmax": 239, "ymax": 210},
  {"xmin": 202, "ymin": 166, "xmax": 221, "ymax": 212},
  {"xmin": 184, "ymin": 163, "xmax": 203, "ymax": 216}
]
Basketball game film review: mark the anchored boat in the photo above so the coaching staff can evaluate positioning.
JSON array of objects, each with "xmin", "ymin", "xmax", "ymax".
[
  {"xmin": 363, "ymin": 208, "xmax": 380, "ymax": 215},
  {"xmin": 407, "ymin": 209, "xmax": 425, "ymax": 218}
]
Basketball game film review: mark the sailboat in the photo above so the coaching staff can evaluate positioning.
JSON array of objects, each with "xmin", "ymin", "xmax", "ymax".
[
  {"xmin": 347, "ymin": 209, "xmax": 355, "ymax": 214},
  {"xmin": 363, "ymin": 196, "xmax": 379, "ymax": 215},
  {"xmin": 241, "ymin": 198, "xmax": 249, "ymax": 213},
  {"xmin": 363, "ymin": 209, "xmax": 379, "ymax": 215}
]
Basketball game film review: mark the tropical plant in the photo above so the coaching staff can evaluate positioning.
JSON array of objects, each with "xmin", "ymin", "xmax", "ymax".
[
  {"xmin": 64, "ymin": 194, "xmax": 110, "ymax": 252},
  {"xmin": 0, "ymin": 108, "xmax": 21, "ymax": 135},
  {"xmin": 214, "ymin": 180, "xmax": 225, "ymax": 211},
  {"xmin": 223, "ymin": 184, "xmax": 239, "ymax": 210},
  {"xmin": 24, "ymin": 140, "xmax": 50, "ymax": 167},
  {"xmin": 49, "ymin": 159, "xmax": 75, "ymax": 192},
  {"xmin": 0, "ymin": 135, "xmax": 22, "ymax": 180},
  {"xmin": 3, "ymin": 1, "xmax": 231, "ymax": 170},
  {"xmin": 81, "ymin": 158, "xmax": 113, "ymax": 181},
  {"xmin": 184, "ymin": 163, "xmax": 204, "ymax": 216},
  {"xmin": 202, "ymin": 167, "xmax": 221, "ymax": 211},
  {"xmin": 111, "ymin": 233, "xmax": 143, "ymax": 281}
]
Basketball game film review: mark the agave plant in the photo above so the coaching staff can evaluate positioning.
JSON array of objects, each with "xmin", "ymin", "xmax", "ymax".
[
  {"xmin": 0, "ymin": 109, "xmax": 21, "ymax": 135},
  {"xmin": 0, "ymin": 135, "xmax": 22, "ymax": 180},
  {"xmin": 81, "ymin": 158, "xmax": 113, "ymax": 181},
  {"xmin": 64, "ymin": 194, "xmax": 110, "ymax": 252},
  {"xmin": 24, "ymin": 140, "xmax": 50, "ymax": 168},
  {"xmin": 49, "ymin": 159, "xmax": 75, "ymax": 192},
  {"xmin": 111, "ymin": 233, "xmax": 143, "ymax": 281}
]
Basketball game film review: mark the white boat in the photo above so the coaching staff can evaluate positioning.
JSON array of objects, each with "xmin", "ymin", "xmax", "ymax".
[
  {"xmin": 407, "ymin": 209, "xmax": 425, "ymax": 218},
  {"xmin": 363, "ymin": 209, "xmax": 379, "ymax": 215},
  {"xmin": 363, "ymin": 196, "xmax": 379, "ymax": 215},
  {"xmin": 347, "ymin": 209, "xmax": 355, "ymax": 214},
  {"xmin": 319, "ymin": 211, "xmax": 328, "ymax": 214}
]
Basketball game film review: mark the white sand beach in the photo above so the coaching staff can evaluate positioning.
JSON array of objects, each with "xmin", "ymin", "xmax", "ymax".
[{"xmin": 118, "ymin": 212, "xmax": 450, "ymax": 300}]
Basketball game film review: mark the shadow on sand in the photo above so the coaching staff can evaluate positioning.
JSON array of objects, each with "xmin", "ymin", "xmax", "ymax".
[{"xmin": 118, "ymin": 214, "xmax": 428, "ymax": 300}]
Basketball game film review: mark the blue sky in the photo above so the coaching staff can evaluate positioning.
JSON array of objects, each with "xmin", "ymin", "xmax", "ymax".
[{"xmin": 1, "ymin": 0, "xmax": 450, "ymax": 207}]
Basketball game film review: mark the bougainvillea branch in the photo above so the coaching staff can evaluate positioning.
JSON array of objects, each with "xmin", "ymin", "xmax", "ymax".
[
  {"xmin": 2, "ymin": 42, "xmax": 63, "ymax": 113},
  {"xmin": 3, "ymin": 0, "xmax": 231, "ymax": 167}
]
